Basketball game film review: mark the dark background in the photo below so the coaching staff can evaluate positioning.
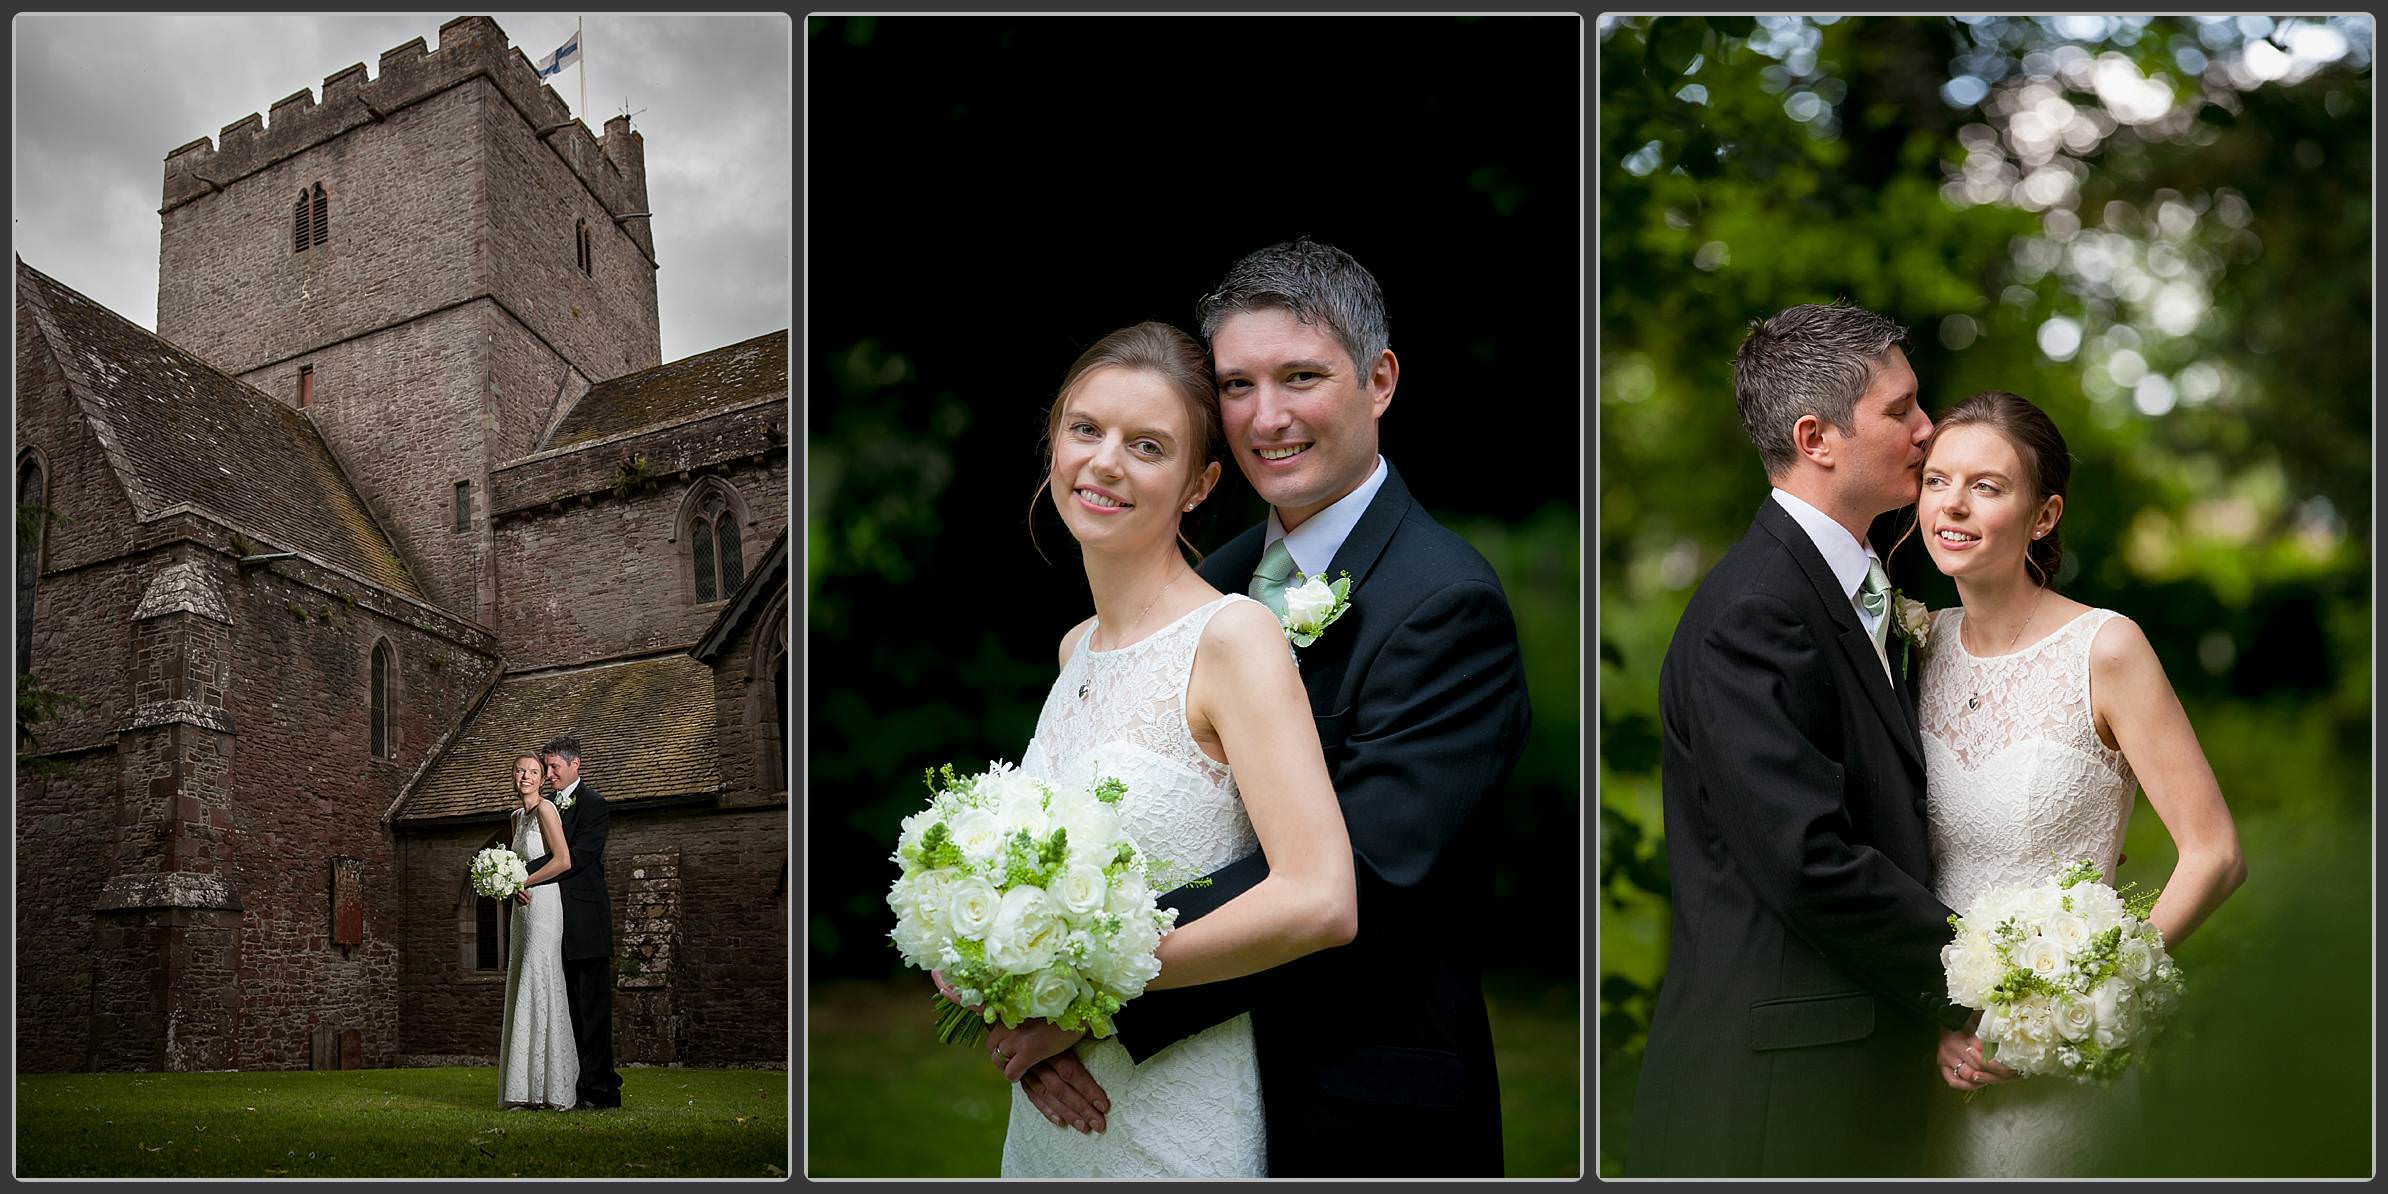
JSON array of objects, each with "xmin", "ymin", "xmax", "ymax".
[
  {"xmin": 804, "ymin": 16, "xmax": 1585, "ymax": 1176},
  {"xmin": 1598, "ymin": 15, "xmax": 2370, "ymax": 1178}
]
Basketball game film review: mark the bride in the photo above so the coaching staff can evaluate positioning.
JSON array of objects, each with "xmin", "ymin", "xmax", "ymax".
[
  {"xmin": 939, "ymin": 320, "xmax": 1357, "ymax": 1177},
  {"xmin": 498, "ymin": 753, "xmax": 579, "ymax": 1109},
  {"xmin": 1907, "ymin": 390, "xmax": 2247, "ymax": 1176}
]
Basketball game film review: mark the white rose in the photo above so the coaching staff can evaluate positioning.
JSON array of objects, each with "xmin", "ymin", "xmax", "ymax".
[
  {"xmin": 1281, "ymin": 575, "xmax": 1337, "ymax": 633},
  {"xmin": 2054, "ymin": 996, "xmax": 2096, "ymax": 1042},
  {"xmin": 1055, "ymin": 799, "xmax": 1125, "ymax": 864},
  {"xmin": 2048, "ymin": 911, "xmax": 2094, "ymax": 956},
  {"xmin": 947, "ymin": 875, "xmax": 1002, "ymax": 940},
  {"xmin": 950, "ymin": 809, "xmax": 1007, "ymax": 865},
  {"xmin": 1020, "ymin": 964, "xmax": 1084, "ymax": 1020},
  {"xmin": 997, "ymin": 781, "xmax": 1051, "ymax": 838},
  {"xmin": 985, "ymin": 885, "xmax": 1064, "ymax": 973},
  {"xmin": 1106, "ymin": 869, "xmax": 1154, "ymax": 917},
  {"xmin": 2017, "ymin": 935, "xmax": 2067, "ymax": 983},
  {"xmin": 1893, "ymin": 594, "xmax": 1932, "ymax": 647},
  {"xmin": 2117, "ymin": 937, "xmax": 2155, "ymax": 983},
  {"xmin": 1051, "ymin": 862, "xmax": 1109, "ymax": 919}
]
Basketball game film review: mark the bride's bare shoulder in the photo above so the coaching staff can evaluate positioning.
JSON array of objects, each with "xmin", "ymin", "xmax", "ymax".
[
  {"xmin": 1057, "ymin": 616, "xmax": 1096, "ymax": 670},
  {"xmin": 1196, "ymin": 596, "xmax": 1294, "ymax": 664}
]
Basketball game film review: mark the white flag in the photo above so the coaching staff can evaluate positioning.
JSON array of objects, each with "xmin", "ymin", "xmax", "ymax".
[{"xmin": 533, "ymin": 30, "xmax": 582, "ymax": 79}]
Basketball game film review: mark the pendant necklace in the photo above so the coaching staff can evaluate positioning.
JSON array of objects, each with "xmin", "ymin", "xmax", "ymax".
[
  {"xmin": 1080, "ymin": 570, "xmax": 1187, "ymax": 700},
  {"xmin": 1966, "ymin": 588, "xmax": 2046, "ymax": 711}
]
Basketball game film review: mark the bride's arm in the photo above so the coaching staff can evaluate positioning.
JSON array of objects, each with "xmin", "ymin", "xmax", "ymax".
[
  {"xmin": 524, "ymin": 801, "xmax": 574, "ymax": 887},
  {"xmin": 2092, "ymin": 616, "xmax": 2247, "ymax": 948},
  {"xmin": 1143, "ymin": 599, "xmax": 1357, "ymax": 991}
]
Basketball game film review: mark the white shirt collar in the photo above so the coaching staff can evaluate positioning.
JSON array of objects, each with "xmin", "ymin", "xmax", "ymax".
[
  {"xmin": 1263, "ymin": 455, "xmax": 1389, "ymax": 578},
  {"xmin": 1770, "ymin": 488, "xmax": 1876, "ymax": 601},
  {"xmin": 555, "ymin": 777, "xmax": 581, "ymax": 802}
]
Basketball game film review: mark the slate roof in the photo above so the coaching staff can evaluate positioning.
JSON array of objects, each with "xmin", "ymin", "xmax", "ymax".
[
  {"xmin": 16, "ymin": 259, "xmax": 422, "ymax": 599},
  {"xmin": 396, "ymin": 654, "xmax": 722, "ymax": 823},
  {"xmin": 544, "ymin": 328, "xmax": 788, "ymax": 451}
]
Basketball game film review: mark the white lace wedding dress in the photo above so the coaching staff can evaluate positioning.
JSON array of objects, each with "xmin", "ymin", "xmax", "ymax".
[
  {"xmin": 1918, "ymin": 606, "xmax": 2147, "ymax": 1177},
  {"xmin": 497, "ymin": 804, "xmax": 579, "ymax": 1109},
  {"xmin": 999, "ymin": 592, "xmax": 1267, "ymax": 1177}
]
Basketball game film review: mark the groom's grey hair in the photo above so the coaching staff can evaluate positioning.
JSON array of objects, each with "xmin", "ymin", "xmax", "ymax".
[
  {"xmin": 1732, "ymin": 300, "xmax": 1910, "ymax": 478},
  {"xmin": 1196, "ymin": 238, "xmax": 1389, "ymax": 375},
  {"xmin": 540, "ymin": 736, "xmax": 581, "ymax": 763}
]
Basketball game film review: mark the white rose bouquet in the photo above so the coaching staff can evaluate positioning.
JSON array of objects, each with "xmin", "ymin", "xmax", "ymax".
[
  {"xmin": 887, "ymin": 761, "xmax": 1204, "ymax": 1048},
  {"xmin": 1941, "ymin": 859, "xmax": 2184, "ymax": 1089},
  {"xmin": 469, "ymin": 846, "xmax": 529, "ymax": 900}
]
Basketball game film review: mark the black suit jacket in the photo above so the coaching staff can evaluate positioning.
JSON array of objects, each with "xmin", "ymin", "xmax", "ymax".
[
  {"xmin": 1107, "ymin": 462, "xmax": 1533, "ymax": 1177},
  {"xmin": 1627, "ymin": 499, "xmax": 1969, "ymax": 1177},
  {"xmin": 524, "ymin": 781, "xmax": 613, "ymax": 961}
]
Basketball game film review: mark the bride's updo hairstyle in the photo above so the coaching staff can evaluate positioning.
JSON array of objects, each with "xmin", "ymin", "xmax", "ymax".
[
  {"xmin": 1924, "ymin": 389, "xmax": 2074, "ymax": 588},
  {"xmin": 1027, "ymin": 321, "xmax": 1224, "ymax": 562}
]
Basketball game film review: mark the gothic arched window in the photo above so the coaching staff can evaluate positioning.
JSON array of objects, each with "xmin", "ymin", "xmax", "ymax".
[
  {"xmin": 294, "ymin": 183, "xmax": 327, "ymax": 252},
  {"xmin": 690, "ymin": 489, "xmax": 746, "ymax": 603},
  {"xmin": 370, "ymin": 640, "xmax": 394, "ymax": 759},
  {"xmin": 17, "ymin": 454, "xmax": 46, "ymax": 673}
]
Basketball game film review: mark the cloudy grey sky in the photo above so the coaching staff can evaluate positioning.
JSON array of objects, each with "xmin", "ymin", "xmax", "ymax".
[{"xmin": 13, "ymin": 12, "xmax": 791, "ymax": 365}]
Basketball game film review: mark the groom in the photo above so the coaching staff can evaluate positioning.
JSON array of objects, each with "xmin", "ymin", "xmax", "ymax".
[
  {"xmin": 994, "ymin": 238, "xmax": 1533, "ymax": 1176},
  {"xmin": 1627, "ymin": 302, "xmax": 1996, "ymax": 1177},
  {"xmin": 520, "ymin": 734, "xmax": 624, "ymax": 1110}
]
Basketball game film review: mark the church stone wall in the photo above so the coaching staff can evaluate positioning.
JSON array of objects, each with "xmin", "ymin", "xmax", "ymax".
[
  {"xmin": 216, "ymin": 563, "xmax": 498, "ymax": 1069},
  {"xmin": 232, "ymin": 303, "xmax": 491, "ymax": 620},
  {"xmin": 488, "ymin": 452, "xmax": 788, "ymax": 669},
  {"xmin": 482, "ymin": 92, "xmax": 660, "ymax": 385}
]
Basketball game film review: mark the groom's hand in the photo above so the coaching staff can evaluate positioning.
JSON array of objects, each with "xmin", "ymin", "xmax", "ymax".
[{"xmin": 1018, "ymin": 1054, "xmax": 1110, "ymax": 1135}]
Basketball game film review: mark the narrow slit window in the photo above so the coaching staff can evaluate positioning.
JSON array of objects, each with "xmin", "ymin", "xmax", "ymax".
[
  {"xmin": 310, "ymin": 183, "xmax": 328, "ymax": 248},
  {"xmin": 575, "ymin": 219, "xmax": 592, "ymax": 276},
  {"xmin": 475, "ymin": 895, "xmax": 501, "ymax": 969},
  {"xmin": 454, "ymin": 480, "xmax": 470, "ymax": 532},
  {"xmin": 718, "ymin": 515, "xmax": 744, "ymax": 594},
  {"xmin": 370, "ymin": 641, "xmax": 392, "ymax": 758},
  {"xmin": 294, "ymin": 190, "xmax": 311, "ymax": 252},
  {"xmin": 298, "ymin": 364, "xmax": 314, "ymax": 408}
]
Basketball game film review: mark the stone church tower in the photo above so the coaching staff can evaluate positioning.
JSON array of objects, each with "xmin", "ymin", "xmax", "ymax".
[{"xmin": 155, "ymin": 14, "xmax": 661, "ymax": 625}]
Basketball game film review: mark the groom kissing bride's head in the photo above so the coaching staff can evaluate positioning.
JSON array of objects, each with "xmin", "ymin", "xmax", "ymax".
[{"xmin": 1731, "ymin": 300, "xmax": 1934, "ymax": 544}]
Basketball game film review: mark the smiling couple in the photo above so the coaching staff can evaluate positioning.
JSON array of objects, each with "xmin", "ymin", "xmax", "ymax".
[
  {"xmin": 925, "ymin": 239, "xmax": 1533, "ymax": 1178},
  {"xmin": 1628, "ymin": 301, "xmax": 2246, "ymax": 1177}
]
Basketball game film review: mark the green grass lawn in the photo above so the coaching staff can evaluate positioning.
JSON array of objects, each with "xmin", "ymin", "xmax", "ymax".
[
  {"xmin": 16, "ymin": 1066, "xmax": 789, "ymax": 1178},
  {"xmin": 806, "ymin": 971, "xmax": 1582, "ymax": 1177}
]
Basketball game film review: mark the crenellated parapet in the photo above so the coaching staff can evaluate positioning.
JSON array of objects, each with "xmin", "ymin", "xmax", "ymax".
[{"xmin": 160, "ymin": 14, "xmax": 654, "ymax": 263}]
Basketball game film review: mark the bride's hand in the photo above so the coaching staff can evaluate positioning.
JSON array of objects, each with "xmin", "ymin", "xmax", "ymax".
[
  {"xmin": 1937, "ymin": 1021, "xmax": 2019, "ymax": 1091},
  {"xmin": 929, "ymin": 968, "xmax": 978, "ymax": 1011},
  {"xmin": 989, "ymin": 1018, "xmax": 1087, "ymax": 1084}
]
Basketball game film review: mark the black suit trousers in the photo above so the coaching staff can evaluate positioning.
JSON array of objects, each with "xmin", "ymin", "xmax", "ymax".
[{"xmin": 564, "ymin": 954, "xmax": 622, "ymax": 1105}]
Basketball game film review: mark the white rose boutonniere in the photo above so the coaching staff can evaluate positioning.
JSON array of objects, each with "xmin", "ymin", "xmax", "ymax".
[
  {"xmin": 1889, "ymin": 591, "xmax": 1931, "ymax": 677},
  {"xmin": 1278, "ymin": 570, "xmax": 1353, "ymax": 649}
]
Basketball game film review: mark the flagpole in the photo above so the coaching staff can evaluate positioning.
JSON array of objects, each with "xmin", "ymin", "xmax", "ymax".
[{"xmin": 578, "ymin": 16, "xmax": 587, "ymax": 125}]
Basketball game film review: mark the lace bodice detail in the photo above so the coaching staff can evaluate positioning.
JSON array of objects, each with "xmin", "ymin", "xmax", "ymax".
[
  {"xmin": 1917, "ymin": 607, "xmax": 2146, "ymax": 1176},
  {"xmin": 1002, "ymin": 592, "xmax": 1267, "ymax": 1177},
  {"xmin": 1018, "ymin": 593, "xmax": 1258, "ymax": 876},
  {"xmin": 1917, "ymin": 606, "xmax": 2139, "ymax": 920},
  {"xmin": 511, "ymin": 806, "xmax": 547, "ymax": 859}
]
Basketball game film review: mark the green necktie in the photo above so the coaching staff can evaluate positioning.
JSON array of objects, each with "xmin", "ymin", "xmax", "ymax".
[
  {"xmin": 1859, "ymin": 557, "xmax": 1892, "ymax": 664},
  {"xmin": 1249, "ymin": 538, "xmax": 1299, "ymax": 617}
]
